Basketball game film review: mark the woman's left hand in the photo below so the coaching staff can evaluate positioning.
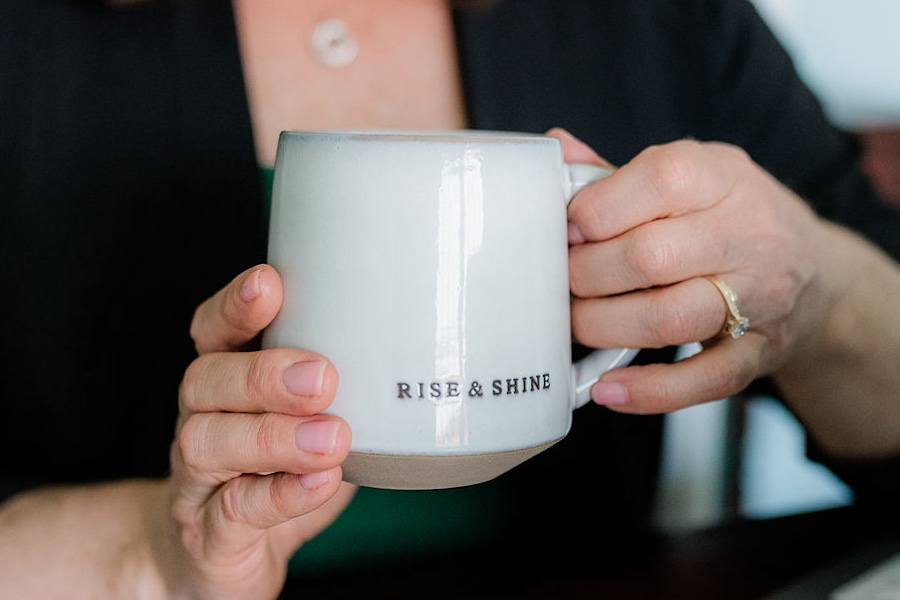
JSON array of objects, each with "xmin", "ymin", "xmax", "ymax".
[{"xmin": 552, "ymin": 128, "xmax": 831, "ymax": 413}]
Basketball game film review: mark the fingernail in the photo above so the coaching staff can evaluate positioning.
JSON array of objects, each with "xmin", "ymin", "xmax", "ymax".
[
  {"xmin": 299, "ymin": 471, "xmax": 331, "ymax": 490},
  {"xmin": 568, "ymin": 222, "xmax": 586, "ymax": 245},
  {"xmin": 592, "ymin": 382, "xmax": 629, "ymax": 406},
  {"xmin": 239, "ymin": 268, "xmax": 262, "ymax": 303},
  {"xmin": 283, "ymin": 361, "xmax": 326, "ymax": 396},
  {"xmin": 296, "ymin": 420, "xmax": 340, "ymax": 454}
]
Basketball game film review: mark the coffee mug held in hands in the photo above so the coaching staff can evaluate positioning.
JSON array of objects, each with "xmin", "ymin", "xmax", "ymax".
[{"xmin": 263, "ymin": 130, "xmax": 638, "ymax": 490}]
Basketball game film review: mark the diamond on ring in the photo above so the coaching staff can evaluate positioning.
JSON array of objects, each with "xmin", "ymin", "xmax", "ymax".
[{"xmin": 704, "ymin": 275, "xmax": 749, "ymax": 339}]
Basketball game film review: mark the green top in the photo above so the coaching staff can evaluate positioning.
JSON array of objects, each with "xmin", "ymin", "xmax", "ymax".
[
  {"xmin": 260, "ymin": 167, "xmax": 510, "ymax": 575},
  {"xmin": 289, "ymin": 485, "xmax": 509, "ymax": 574}
]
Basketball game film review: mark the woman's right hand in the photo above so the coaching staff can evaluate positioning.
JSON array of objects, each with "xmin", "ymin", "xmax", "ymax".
[
  {"xmin": 0, "ymin": 265, "xmax": 354, "ymax": 600},
  {"xmin": 159, "ymin": 264, "xmax": 355, "ymax": 599}
]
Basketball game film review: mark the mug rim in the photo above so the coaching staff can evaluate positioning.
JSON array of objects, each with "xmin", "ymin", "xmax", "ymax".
[{"xmin": 277, "ymin": 129, "xmax": 555, "ymax": 145}]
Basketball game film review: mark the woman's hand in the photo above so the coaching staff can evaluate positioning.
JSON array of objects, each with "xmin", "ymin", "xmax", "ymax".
[
  {"xmin": 0, "ymin": 265, "xmax": 354, "ymax": 599},
  {"xmin": 552, "ymin": 128, "xmax": 832, "ymax": 413},
  {"xmin": 159, "ymin": 264, "xmax": 355, "ymax": 599},
  {"xmin": 554, "ymin": 127, "xmax": 900, "ymax": 459}
]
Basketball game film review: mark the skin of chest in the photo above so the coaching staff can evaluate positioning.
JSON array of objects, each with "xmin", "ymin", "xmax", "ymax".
[{"xmin": 233, "ymin": 0, "xmax": 469, "ymax": 165}]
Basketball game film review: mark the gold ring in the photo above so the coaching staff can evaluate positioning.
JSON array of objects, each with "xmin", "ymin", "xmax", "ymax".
[{"xmin": 704, "ymin": 275, "xmax": 749, "ymax": 339}]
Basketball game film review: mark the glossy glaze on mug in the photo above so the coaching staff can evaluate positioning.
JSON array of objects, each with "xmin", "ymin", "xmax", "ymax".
[{"xmin": 264, "ymin": 131, "xmax": 632, "ymax": 489}]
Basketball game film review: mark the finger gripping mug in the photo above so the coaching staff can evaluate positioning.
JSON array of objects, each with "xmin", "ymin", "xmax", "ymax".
[{"xmin": 263, "ymin": 130, "xmax": 638, "ymax": 490}]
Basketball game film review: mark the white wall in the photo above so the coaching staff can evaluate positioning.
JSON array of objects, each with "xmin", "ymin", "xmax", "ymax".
[{"xmin": 750, "ymin": 0, "xmax": 900, "ymax": 129}]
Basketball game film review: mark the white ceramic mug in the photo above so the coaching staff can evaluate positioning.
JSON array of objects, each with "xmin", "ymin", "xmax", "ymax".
[{"xmin": 263, "ymin": 130, "xmax": 638, "ymax": 490}]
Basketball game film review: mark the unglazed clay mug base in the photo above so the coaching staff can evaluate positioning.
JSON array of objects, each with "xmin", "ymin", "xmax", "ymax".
[{"xmin": 263, "ymin": 130, "xmax": 638, "ymax": 490}]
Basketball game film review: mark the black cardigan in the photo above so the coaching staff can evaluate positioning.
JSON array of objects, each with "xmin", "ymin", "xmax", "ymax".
[{"xmin": 2, "ymin": 0, "xmax": 898, "ymax": 545}]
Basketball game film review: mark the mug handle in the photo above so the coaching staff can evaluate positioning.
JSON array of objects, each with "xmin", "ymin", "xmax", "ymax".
[{"xmin": 564, "ymin": 163, "xmax": 640, "ymax": 409}]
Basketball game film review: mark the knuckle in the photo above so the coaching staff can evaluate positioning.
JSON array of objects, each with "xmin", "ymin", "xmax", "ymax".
[
  {"xmin": 266, "ymin": 475, "xmax": 293, "ymax": 517},
  {"xmin": 252, "ymin": 412, "xmax": 283, "ymax": 459},
  {"xmin": 771, "ymin": 274, "xmax": 799, "ymax": 318},
  {"xmin": 643, "ymin": 141, "xmax": 702, "ymax": 205},
  {"xmin": 652, "ymin": 300, "xmax": 695, "ymax": 345},
  {"xmin": 243, "ymin": 350, "xmax": 279, "ymax": 400},
  {"xmin": 179, "ymin": 357, "xmax": 206, "ymax": 412},
  {"xmin": 188, "ymin": 306, "xmax": 204, "ymax": 346},
  {"xmin": 715, "ymin": 141, "xmax": 752, "ymax": 165},
  {"xmin": 188, "ymin": 299, "xmax": 217, "ymax": 353},
  {"xmin": 568, "ymin": 196, "xmax": 604, "ymax": 238},
  {"xmin": 176, "ymin": 414, "xmax": 209, "ymax": 472},
  {"xmin": 219, "ymin": 480, "xmax": 246, "ymax": 525},
  {"xmin": 625, "ymin": 229, "xmax": 678, "ymax": 283}
]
